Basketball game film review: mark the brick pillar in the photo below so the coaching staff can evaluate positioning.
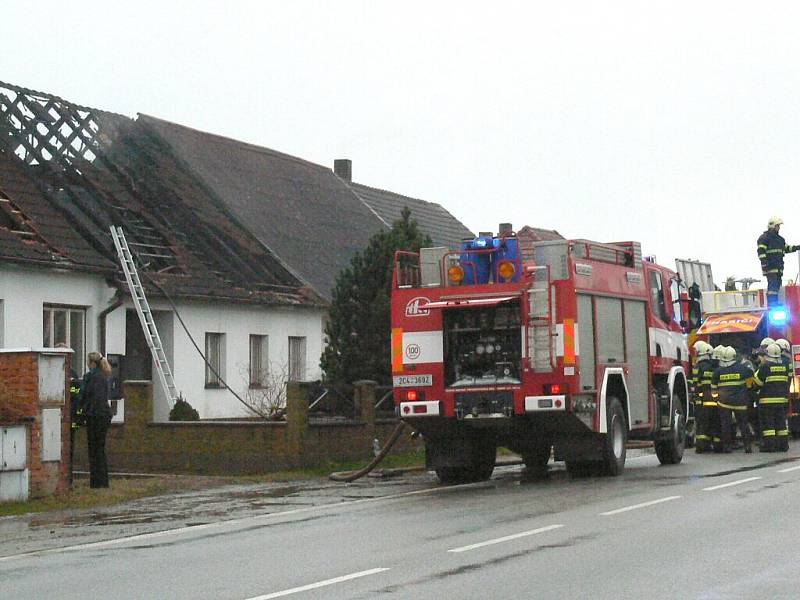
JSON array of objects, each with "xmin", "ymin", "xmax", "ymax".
[
  {"xmin": 285, "ymin": 382, "xmax": 308, "ymax": 466},
  {"xmin": 122, "ymin": 381, "xmax": 153, "ymax": 430}
]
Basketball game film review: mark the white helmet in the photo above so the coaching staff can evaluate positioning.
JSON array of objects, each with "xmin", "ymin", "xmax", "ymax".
[
  {"xmin": 722, "ymin": 346, "xmax": 737, "ymax": 362},
  {"xmin": 766, "ymin": 343, "xmax": 782, "ymax": 360},
  {"xmin": 768, "ymin": 216, "xmax": 784, "ymax": 228},
  {"xmin": 712, "ymin": 345, "xmax": 725, "ymax": 360},
  {"xmin": 760, "ymin": 337, "xmax": 775, "ymax": 349},
  {"xmin": 695, "ymin": 343, "xmax": 712, "ymax": 359},
  {"xmin": 776, "ymin": 338, "xmax": 791, "ymax": 352}
]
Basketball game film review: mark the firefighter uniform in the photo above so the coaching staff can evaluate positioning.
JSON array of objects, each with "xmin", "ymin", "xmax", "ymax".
[
  {"xmin": 711, "ymin": 358, "xmax": 754, "ymax": 453},
  {"xmin": 693, "ymin": 357, "xmax": 717, "ymax": 452},
  {"xmin": 757, "ymin": 223, "xmax": 799, "ymax": 306},
  {"xmin": 753, "ymin": 353, "xmax": 790, "ymax": 452}
]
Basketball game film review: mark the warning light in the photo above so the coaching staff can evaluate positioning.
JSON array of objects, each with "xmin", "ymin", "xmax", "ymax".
[
  {"xmin": 448, "ymin": 265, "xmax": 465, "ymax": 284},
  {"xmin": 497, "ymin": 260, "xmax": 516, "ymax": 280},
  {"xmin": 406, "ymin": 390, "xmax": 418, "ymax": 401},
  {"xmin": 769, "ymin": 306, "xmax": 788, "ymax": 326},
  {"xmin": 550, "ymin": 384, "xmax": 562, "ymax": 394}
]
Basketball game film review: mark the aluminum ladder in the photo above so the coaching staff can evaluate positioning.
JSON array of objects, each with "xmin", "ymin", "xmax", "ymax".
[{"xmin": 110, "ymin": 226, "xmax": 179, "ymax": 405}]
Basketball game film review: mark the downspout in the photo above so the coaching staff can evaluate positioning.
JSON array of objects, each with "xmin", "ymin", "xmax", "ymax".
[{"xmin": 99, "ymin": 288, "xmax": 124, "ymax": 355}]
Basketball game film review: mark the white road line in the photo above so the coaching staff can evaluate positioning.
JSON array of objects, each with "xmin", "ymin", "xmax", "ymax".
[
  {"xmin": 702, "ymin": 476, "xmax": 762, "ymax": 492},
  {"xmin": 777, "ymin": 464, "xmax": 800, "ymax": 473},
  {"xmin": 599, "ymin": 496, "xmax": 682, "ymax": 516},
  {"xmin": 245, "ymin": 568, "xmax": 390, "ymax": 600},
  {"xmin": 0, "ymin": 481, "xmax": 490, "ymax": 562},
  {"xmin": 447, "ymin": 524, "xmax": 564, "ymax": 553}
]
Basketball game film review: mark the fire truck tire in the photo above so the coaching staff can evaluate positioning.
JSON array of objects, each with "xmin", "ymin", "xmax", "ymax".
[
  {"xmin": 655, "ymin": 398, "xmax": 686, "ymax": 465},
  {"xmin": 601, "ymin": 397, "xmax": 627, "ymax": 476}
]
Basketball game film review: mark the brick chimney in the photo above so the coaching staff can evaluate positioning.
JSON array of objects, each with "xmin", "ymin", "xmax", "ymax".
[{"xmin": 334, "ymin": 159, "xmax": 352, "ymax": 182}]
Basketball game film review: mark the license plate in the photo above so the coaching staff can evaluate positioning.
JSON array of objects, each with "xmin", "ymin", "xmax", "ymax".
[{"xmin": 393, "ymin": 374, "xmax": 433, "ymax": 387}]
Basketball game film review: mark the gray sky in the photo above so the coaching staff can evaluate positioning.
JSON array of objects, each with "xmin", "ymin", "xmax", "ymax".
[{"xmin": 3, "ymin": 1, "xmax": 800, "ymax": 287}]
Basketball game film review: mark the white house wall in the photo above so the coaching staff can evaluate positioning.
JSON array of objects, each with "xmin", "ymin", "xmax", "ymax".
[
  {"xmin": 115, "ymin": 299, "xmax": 327, "ymax": 421},
  {"xmin": 0, "ymin": 263, "xmax": 115, "ymax": 370},
  {"xmin": 1, "ymin": 264, "xmax": 327, "ymax": 421}
]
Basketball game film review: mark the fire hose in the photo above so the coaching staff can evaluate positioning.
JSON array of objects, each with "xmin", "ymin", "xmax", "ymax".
[{"xmin": 329, "ymin": 421, "xmax": 409, "ymax": 482}]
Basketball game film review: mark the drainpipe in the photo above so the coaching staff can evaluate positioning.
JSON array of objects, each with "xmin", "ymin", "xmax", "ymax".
[{"xmin": 99, "ymin": 289, "xmax": 124, "ymax": 355}]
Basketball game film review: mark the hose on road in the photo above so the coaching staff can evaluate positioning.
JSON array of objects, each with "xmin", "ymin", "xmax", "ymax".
[{"xmin": 329, "ymin": 421, "xmax": 408, "ymax": 482}]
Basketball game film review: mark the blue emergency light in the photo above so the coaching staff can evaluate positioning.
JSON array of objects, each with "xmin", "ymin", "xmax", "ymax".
[{"xmin": 769, "ymin": 306, "xmax": 789, "ymax": 326}]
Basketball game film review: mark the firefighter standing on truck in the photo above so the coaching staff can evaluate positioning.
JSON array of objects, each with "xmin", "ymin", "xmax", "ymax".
[
  {"xmin": 753, "ymin": 343, "xmax": 791, "ymax": 452},
  {"xmin": 692, "ymin": 341, "xmax": 716, "ymax": 453},
  {"xmin": 757, "ymin": 216, "xmax": 799, "ymax": 306},
  {"xmin": 711, "ymin": 346, "xmax": 754, "ymax": 453}
]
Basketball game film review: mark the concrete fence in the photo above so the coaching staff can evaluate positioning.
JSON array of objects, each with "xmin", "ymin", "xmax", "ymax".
[{"xmin": 74, "ymin": 380, "xmax": 419, "ymax": 475}]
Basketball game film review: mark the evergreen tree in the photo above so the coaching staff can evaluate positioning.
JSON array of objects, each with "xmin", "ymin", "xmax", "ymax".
[{"xmin": 321, "ymin": 208, "xmax": 432, "ymax": 384}]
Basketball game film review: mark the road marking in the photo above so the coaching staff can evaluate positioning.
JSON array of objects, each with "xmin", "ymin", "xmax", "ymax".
[
  {"xmin": 702, "ymin": 476, "xmax": 762, "ymax": 492},
  {"xmin": 245, "ymin": 568, "xmax": 390, "ymax": 599},
  {"xmin": 777, "ymin": 464, "xmax": 800, "ymax": 473},
  {"xmin": 0, "ymin": 480, "xmax": 491, "ymax": 562},
  {"xmin": 447, "ymin": 524, "xmax": 564, "ymax": 553},
  {"xmin": 599, "ymin": 496, "xmax": 682, "ymax": 516}
]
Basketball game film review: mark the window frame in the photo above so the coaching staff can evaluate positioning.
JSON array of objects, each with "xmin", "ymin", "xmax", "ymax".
[
  {"xmin": 204, "ymin": 332, "xmax": 225, "ymax": 388},
  {"xmin": 288, "ymin": 336, "xmax": 307, "ymax": 383},
  {"xmin": 249, "ymin": 334, "xmax": 269, "ymax": 388},
  {"xmin": 43, "ymin": 304, "xmax": 86, "ymax": 374}
]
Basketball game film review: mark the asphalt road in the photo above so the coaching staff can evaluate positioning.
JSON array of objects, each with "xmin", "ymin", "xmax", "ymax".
[{"xmin": 3, "ymin": 447, "xmax": 800, "ymax": 599}]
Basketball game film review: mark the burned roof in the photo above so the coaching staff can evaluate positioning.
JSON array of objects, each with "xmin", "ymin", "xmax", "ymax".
[
  {"xmin": 0, "ymin": 81, "xmax": 323, "ymax": 308},
  {"xmin": 346, "ymin": 181, "xmax": 474, "ymax": 249},
  {"xmin": 139, "ymin": 115, "xmax": 384, "ymax": 299}
]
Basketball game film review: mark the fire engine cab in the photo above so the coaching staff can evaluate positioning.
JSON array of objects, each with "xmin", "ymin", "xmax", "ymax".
[{"xmin": 391, "ymin": 226, "xmax": 694, "ymax": 483}]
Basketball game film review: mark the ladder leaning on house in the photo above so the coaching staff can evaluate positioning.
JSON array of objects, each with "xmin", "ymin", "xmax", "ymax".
[{"xmin": 110, "ymin": 226, "xmax": 179, "ymax": 406}]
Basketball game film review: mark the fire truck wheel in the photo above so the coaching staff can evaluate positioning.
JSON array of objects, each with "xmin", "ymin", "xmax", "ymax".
[
  {"xmin": 602, "ymin": 397, "xmax": 627, "ymax": 476},
  {"xmin": 655, "ymin": 398, "xmax": 686, "ymax": 465}
]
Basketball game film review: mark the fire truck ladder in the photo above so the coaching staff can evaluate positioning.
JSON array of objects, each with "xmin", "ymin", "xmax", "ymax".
[{"xmin": 110, "ymin": 226, "xmax": 179, "ymax": 405}]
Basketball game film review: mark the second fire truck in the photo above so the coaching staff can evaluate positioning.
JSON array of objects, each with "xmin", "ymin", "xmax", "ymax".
[{"xmin": 392, "ymin": 225, "xmax": 696, "ymax": 483}]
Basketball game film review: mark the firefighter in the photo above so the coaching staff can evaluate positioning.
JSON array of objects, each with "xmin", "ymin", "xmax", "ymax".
[
  {"xmin": 757, "ymin": 216, "xmax": 799, "ymax": 306},
  {"xmin": 705, "ymin": 345, "xmax": 726, "ymax": 451},
  {"xmin": 692, "ymin": 341, "xmax": 715, "ymax": 453},
  {"xmin": 712, "ymin": 346, "xmax": 754, "ymax": 453},
  {"xmin": 753, "ymin": 343, "xmax": 791, "ymax": 452},
  {"xmin": 776, "ymin": 338, "xmax": 792, "ymax": 368}
]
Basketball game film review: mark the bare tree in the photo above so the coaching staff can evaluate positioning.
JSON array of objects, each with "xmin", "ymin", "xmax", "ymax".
[{"xmin": 237, "ymin": 361, "xmax": 289, "ymax": 421}]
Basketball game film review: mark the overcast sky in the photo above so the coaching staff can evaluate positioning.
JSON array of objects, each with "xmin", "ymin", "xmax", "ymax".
[{"xmin": 3, "ymin": 1, "xmax": 800, "ymax": 287}]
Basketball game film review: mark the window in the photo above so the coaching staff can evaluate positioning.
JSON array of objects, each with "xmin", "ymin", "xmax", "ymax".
[
  {"xmin": 205, "ymin": 333, "xmax": 225, "ymax": 387},
  {"xmin": 648, "ymin": 271, "xmax": 669, "ymax": 323},
  {"xmin": 288, "ymin": 336, "xmax": 307, "ymax": 382},
  {"xmin": 43, "ymin": 305, "xmax": 85, "ymax": 374},
  {"xmin": 670, "ymin": 279, "xmax": 684, "ymax": 324},
  {"xmin": 249, "ymin": 335, "xmax": 269, "ymax": 387}
]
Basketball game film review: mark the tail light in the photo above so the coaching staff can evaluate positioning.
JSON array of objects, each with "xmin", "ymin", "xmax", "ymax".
[
  {"xmin": 544, "ymin": 383, "xmax": 566, "ymax": 395},
  {"xmin": 406, "ymin": 390, "xmax": 425, "ymax": 401}
]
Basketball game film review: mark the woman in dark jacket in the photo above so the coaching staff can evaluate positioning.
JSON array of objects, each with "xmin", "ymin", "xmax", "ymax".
[{"xmin": 79, "ymin": 352, "xmax": 112, "ymax": 488}]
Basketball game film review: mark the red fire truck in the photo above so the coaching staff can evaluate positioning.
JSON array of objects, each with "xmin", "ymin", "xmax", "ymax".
[{"xmin": 391, "ymin": 227, "xmax": 694, "ymax": 483}]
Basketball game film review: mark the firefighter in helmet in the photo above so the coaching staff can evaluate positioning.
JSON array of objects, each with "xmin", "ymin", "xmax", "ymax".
[
  {"xmin": 753, "ymin": 343, "xmax": 791, "ymax": 452},
  {"xmin": 757, "ymin": 216, "xmax": 799, "ymax": 306},
  {"xmin": 711, "ymin": 346, "xmax": 754, "ymax": 453},
  {"xmin": 692, "ymin": 341, "xmax": 715, "ymax": 453},
  {"xmin": 775, "ymin": 338, "xmax": 792, "ymax": 368}
]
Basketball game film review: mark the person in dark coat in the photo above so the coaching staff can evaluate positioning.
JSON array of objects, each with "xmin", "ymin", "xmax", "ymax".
[{"xmin": 79, "ymin": 351, "xmax": 113, "ymax": 488}]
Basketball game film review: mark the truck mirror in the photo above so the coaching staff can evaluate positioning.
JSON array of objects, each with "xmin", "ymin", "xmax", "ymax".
[{"xmin": 687, "ymin": 300, "xmax": 702, "ymax": 330}]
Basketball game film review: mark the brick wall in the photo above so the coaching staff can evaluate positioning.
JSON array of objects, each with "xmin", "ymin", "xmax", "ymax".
[
  {"xmin": 0, "ymin": 350, "xmax": 70, "ymax": 498},
  {"xmin": 74, "ymin": 381, "xmax": 420, "ymax": 476}
]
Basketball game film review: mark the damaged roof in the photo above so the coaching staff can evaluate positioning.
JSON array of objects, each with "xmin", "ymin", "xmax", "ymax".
[
  {"xmin": 0, "ymin": 81, "xmax": 323, "ymax": 308},
  {"xmin": 138, "ymin": 115, "xmax": 384, "ymax": 299}
]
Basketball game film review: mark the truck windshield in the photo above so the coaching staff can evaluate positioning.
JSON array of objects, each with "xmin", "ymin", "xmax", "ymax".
[{"xmin": 442, "ymin": 300, "xmax": 522, "ymax": 387}]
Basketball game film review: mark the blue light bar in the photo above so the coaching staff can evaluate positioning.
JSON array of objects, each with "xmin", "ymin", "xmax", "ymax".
[{"xmin": 769, "ymin": 306, "xmax": 788, "ymax": 325}]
